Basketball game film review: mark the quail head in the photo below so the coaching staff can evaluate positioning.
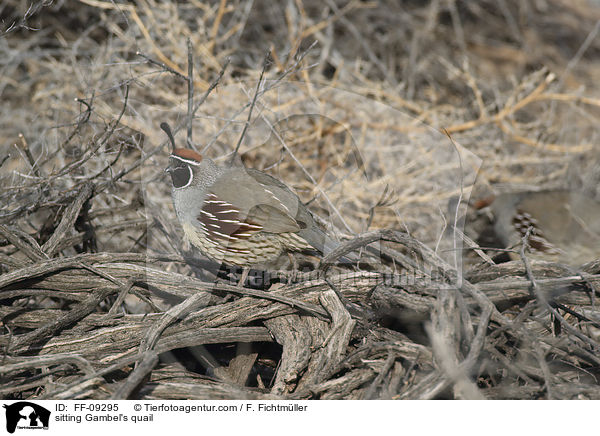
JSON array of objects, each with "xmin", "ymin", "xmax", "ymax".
[
  {"xmin": 484, "ymin": 190, "xmax": 600, "ymax": 266},
  {"xmin": 163, "ymin": 130, "xmax": 347, "ymax": 267}
]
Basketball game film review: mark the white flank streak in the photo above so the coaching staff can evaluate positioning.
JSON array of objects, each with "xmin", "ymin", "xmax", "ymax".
[
  {"xmin": 219, "ymin": 219, "xmax": 242, "ymax": 223},
  {"xmin": 200, "ymin": 210, "xmax": 216, "ymax": 218},
  {"xmin": 218, "ymin": 209, "xmax": 238, "ymax": 213},
  {"xmin": 211, "ymin": 230, "xmax": 232, "ymax": 239}
]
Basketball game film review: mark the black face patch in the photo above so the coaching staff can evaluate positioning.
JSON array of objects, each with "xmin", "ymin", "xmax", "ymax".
[{"xmin": 170, "ymin": 164, "xmax": 192, "ymax": 188}]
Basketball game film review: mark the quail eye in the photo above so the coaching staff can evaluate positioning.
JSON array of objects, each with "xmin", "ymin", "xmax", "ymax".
[{"xmin": 171, "ymin": 165, "xmax": 192, "ymax": 188}]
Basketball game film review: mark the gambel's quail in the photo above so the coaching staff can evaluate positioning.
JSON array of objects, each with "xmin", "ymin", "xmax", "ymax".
[
  {"xmin": 163, "ymin": 127, "xmax": 351, "ymax": 267},
  {"xmin": 485, "ymin": 190, "xmax": 600, "ymax": 265}
]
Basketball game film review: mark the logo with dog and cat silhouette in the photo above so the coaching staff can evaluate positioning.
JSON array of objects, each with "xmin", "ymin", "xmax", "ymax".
[{"xmin": 3, "ymin": 402, "xmax": 50, "ymax": 433}]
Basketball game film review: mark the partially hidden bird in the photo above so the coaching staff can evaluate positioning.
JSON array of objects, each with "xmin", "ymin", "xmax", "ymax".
[{"xmin": 487, "ymin": 190, "xmax": 600, "ymax": 266}]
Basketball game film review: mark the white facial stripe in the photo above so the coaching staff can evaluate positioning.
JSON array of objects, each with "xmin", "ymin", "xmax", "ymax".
[{"xmin": 171, "ymin": 155, "xmax": 202, "ymax": 166}]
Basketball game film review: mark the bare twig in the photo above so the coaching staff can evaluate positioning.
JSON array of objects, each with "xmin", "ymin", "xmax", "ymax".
[
  {"xmin": 16, "ymin": 134, "xmax": 41, "ymax": 178},
  {"xmin": 187, "ymin": 38, "xmax": 194, "ymax": 147},
  {"xmin": 228, "ymin": 51, "xmax": 270, "ymax": 166}
]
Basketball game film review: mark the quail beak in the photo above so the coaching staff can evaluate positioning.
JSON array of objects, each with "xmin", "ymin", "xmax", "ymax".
[{"xmin": 164, "ymin": 166, "xmax": 173, "ymax": 174}]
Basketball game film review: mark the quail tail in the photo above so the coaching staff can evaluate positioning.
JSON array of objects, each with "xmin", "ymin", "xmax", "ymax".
[{"xmin": 299, "ymin": 226, "xmax": 360, "ymax": 264}]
